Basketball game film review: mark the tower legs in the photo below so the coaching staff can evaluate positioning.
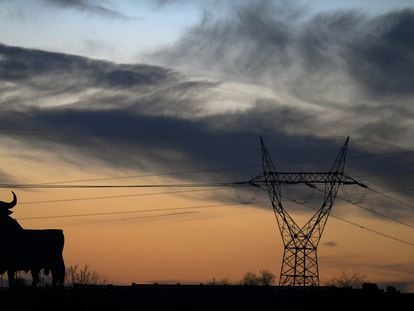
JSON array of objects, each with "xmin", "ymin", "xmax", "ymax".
[{"xmin": 279, "ymin": 245, "xmax": 319, "ymax": 286}]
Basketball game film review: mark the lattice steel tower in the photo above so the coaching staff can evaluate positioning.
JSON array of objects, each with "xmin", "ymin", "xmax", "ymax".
[{"xmin": 249, "ymin": 137, "xmax": 363, "ymax": 286}]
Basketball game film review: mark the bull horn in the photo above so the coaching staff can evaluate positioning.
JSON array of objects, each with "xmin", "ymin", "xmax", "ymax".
[{"xmin": 0, "ymin": 191, "xmax": 17, "ymax": 209}]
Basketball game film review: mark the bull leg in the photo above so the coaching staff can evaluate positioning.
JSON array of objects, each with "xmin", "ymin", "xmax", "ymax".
[
  {"xmin": 58, "ymin": 256, "xmax": 65, "ymax": 286},
  {"xmin": 31, "ymin": 269, "xmax": 40, "ymax": 287},
  {"xmin": 52, "ymin": 256, "xmax": 65, "ymax": 286},
  {"xmin": 52, "ymin": 267, "xmax": 62, "ymax": 286},
  {"xmin": 51, "ymin": 265, "xmax": 58, "ymax": 286},
  {"xmin": 7, "ymin": 270, "xmax": 15, "ymax": 287}
]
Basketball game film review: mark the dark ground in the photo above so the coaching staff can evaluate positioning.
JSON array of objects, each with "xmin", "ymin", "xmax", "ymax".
[{"xmin": 1, "ymin": 284, "xmax": 413, "ymax": 310}]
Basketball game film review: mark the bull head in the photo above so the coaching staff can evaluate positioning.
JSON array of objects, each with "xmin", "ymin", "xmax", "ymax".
[{"xmin": 0, "ymin": 191, "xmax": 17, "ymax": 215}]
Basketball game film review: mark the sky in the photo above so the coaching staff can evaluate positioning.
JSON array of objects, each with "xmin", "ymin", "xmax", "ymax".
[{"xmin": 0, "ymin": 0, "xmax": 414, "ymax": 291}]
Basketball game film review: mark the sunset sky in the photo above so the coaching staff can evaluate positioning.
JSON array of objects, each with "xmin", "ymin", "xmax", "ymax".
[{"xmin": 0, "ymin": 0, "xmax": 414, "ymax": 291}]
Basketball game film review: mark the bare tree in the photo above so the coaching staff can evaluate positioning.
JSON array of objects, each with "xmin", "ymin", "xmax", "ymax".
[
  {"xmin": 241, "ymin": 270, "xmax": 276, "ymax": 286},
  {"xmin": 324, "ymin": 271, "xmax": 366, "ymax": 289},
  {"xmin": 259, "ymin": 270, "xmax": 275, "ymax": 286},
  {"xmin": 65, "ymin": 264, "xmax": 107, "ymax": 286},
  {"xmin": 242, "ymin": 272, "xmax": 261, "ymax": 285}
]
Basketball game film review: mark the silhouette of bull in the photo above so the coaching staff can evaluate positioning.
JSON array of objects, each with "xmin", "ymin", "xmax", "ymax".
[{"xmin": 0, "ymin": 192, "xmax": 65, "ymax": 286}]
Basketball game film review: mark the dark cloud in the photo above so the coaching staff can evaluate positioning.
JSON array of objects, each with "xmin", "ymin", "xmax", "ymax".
[
  {"xmin": 0, "ymin": 40, "xmax": 412, "ymax": 222},
  {"xmin": 40, "ymin": 0, "xmax": 130, "ymax": 19},
  {"xmin": 151, "ymin": 3, "xmax": 414, "ymax": 105},
  {"xmin": 0, "ymin": 44, "xmax": 170, "ymax": 88},
  {"xmin": 323, "ymin": 241, "xmax": 338, "ymax": 247},
  {"xmin": 347, "ymin": 9, "xmax": 414, "ymax": 97}
]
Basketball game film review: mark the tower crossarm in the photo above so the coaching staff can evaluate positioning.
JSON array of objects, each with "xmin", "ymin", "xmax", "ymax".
[{"xmin": 249, "ymin": 172, "xmax": 365, "ymax": 188}]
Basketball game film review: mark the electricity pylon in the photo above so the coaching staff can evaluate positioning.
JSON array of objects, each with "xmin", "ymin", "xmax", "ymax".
[{"xmin": 249, "ymin": 137, "xmax": 365, "ymax": 286}]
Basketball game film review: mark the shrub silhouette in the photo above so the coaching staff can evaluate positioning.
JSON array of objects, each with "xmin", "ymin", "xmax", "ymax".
[
  {"xmin": 65, "ymin": 264, "xmax": 107, "ymax": 286},
  {"xmin": 241, "ymin": 270, "xmax": 275, "ymax": 286},
  {"xmin": 324, "ymin": 271, "xmax": 366, "ymax": 289}
]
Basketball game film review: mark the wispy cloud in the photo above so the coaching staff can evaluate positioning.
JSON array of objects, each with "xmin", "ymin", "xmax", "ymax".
[
  {"xmin": 0, "ymin": 42, "xmax": 412, "ymax": 222},
  {"xmin": 40, "ymin": 0, "xmax": 131, "ymax": 19},
  {"xmin": 150, "ymin": 3, "xmax": 414, "ymax": 151}
]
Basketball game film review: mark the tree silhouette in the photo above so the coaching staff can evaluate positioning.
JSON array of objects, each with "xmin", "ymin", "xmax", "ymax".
[
  {"xmin": 241, "ymin": 270, "xmax": 276, "ymax": 286},
  {"xmin": 242, "ymin": 272, "xmax": 260, "ymax": 285},
  {"xmin": 324, "ymin": 271, "xmax": 367, "ymax": 289},
  {"xmin": 65, "ymin": 264, "xmax": 107, "ymax": 286},
  {"xmin": 259, "ymin": 270, "xmax": 276, "ymax": 286}
]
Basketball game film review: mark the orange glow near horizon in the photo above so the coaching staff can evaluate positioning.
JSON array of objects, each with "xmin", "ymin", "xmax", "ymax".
[{"xmin": 1, "ymin": 147, "xmax": 414, "ymax": 292}]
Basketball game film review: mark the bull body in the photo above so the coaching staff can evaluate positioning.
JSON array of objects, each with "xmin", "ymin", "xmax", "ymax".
[{"xmin": 0, "ymin": 192, "xmax": 65, "ymax": 286}]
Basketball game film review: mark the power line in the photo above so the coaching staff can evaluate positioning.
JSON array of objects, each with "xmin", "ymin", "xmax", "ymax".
[
  {"xmin": 6, "ymin": 181, "xmax": 412, "ymax": 226},
  {"xmin": 35, "ymin": 165, "xmax": 258, "ymax": 185},
  {"xmin": 32, "ymin": 211, "xmax": 202, "ymax": 228},
  {"xmin": 18, "ymin": 188, "xmax": 218, "ymax": 205},
  {"xmin": 0, "ymin": 182, "xmax": 242, "ymax": 189},
  {"xmin": 367, "ymin": 186, "xmax": 414, "ymax": 210},
  {"xmin": 3, "ymin": 161, "xmax": 413, "ymax": 190},
  {"xmin": 19, "ymin": 199, "xmax": 414, "ymax": 248},
  {"xmin": 305, "ymin": 185, "xmax": 414, "ymax": 230},
  {"xmin": 18, "ymin": 205, "xmax": 214, "ymax": 220},
  {"xmin": 24, "ymin": 202, "xmax": 259, "ymax": 227},
  {"xmin": 2, "ymin": 171, "xmax": 413, "ymax": 190},
  {"xmin": 18, "ymin": 201, "xmax": 269, "ymax": 220},
  {"xmin": 297, "ymin": 199, "xmax": 414, "ymax": 247},
  {"xmin": 353, "ymin": 170, "xmax": 414, "ymax": 179},
  {"xmin": 337, "ymin": 195, "xmax": 414, "ymax": 230},
  {"xmin": 2, "ymin": 181, "xmax": 413, "ymax": 212},
  {"xmin": 94, "ymin": 211, "xmax": 201, "ymax": 224},
  {"xmin": 329, "ymin": 213, "xmax": 414, "ymax": 247},
  {"xmin": 350, "ymin": 188, "xmax": 414, "ymax": 195},
  {"xmin": 24, "ymin": 168, "xmax": 414, "ymax": 186}
]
